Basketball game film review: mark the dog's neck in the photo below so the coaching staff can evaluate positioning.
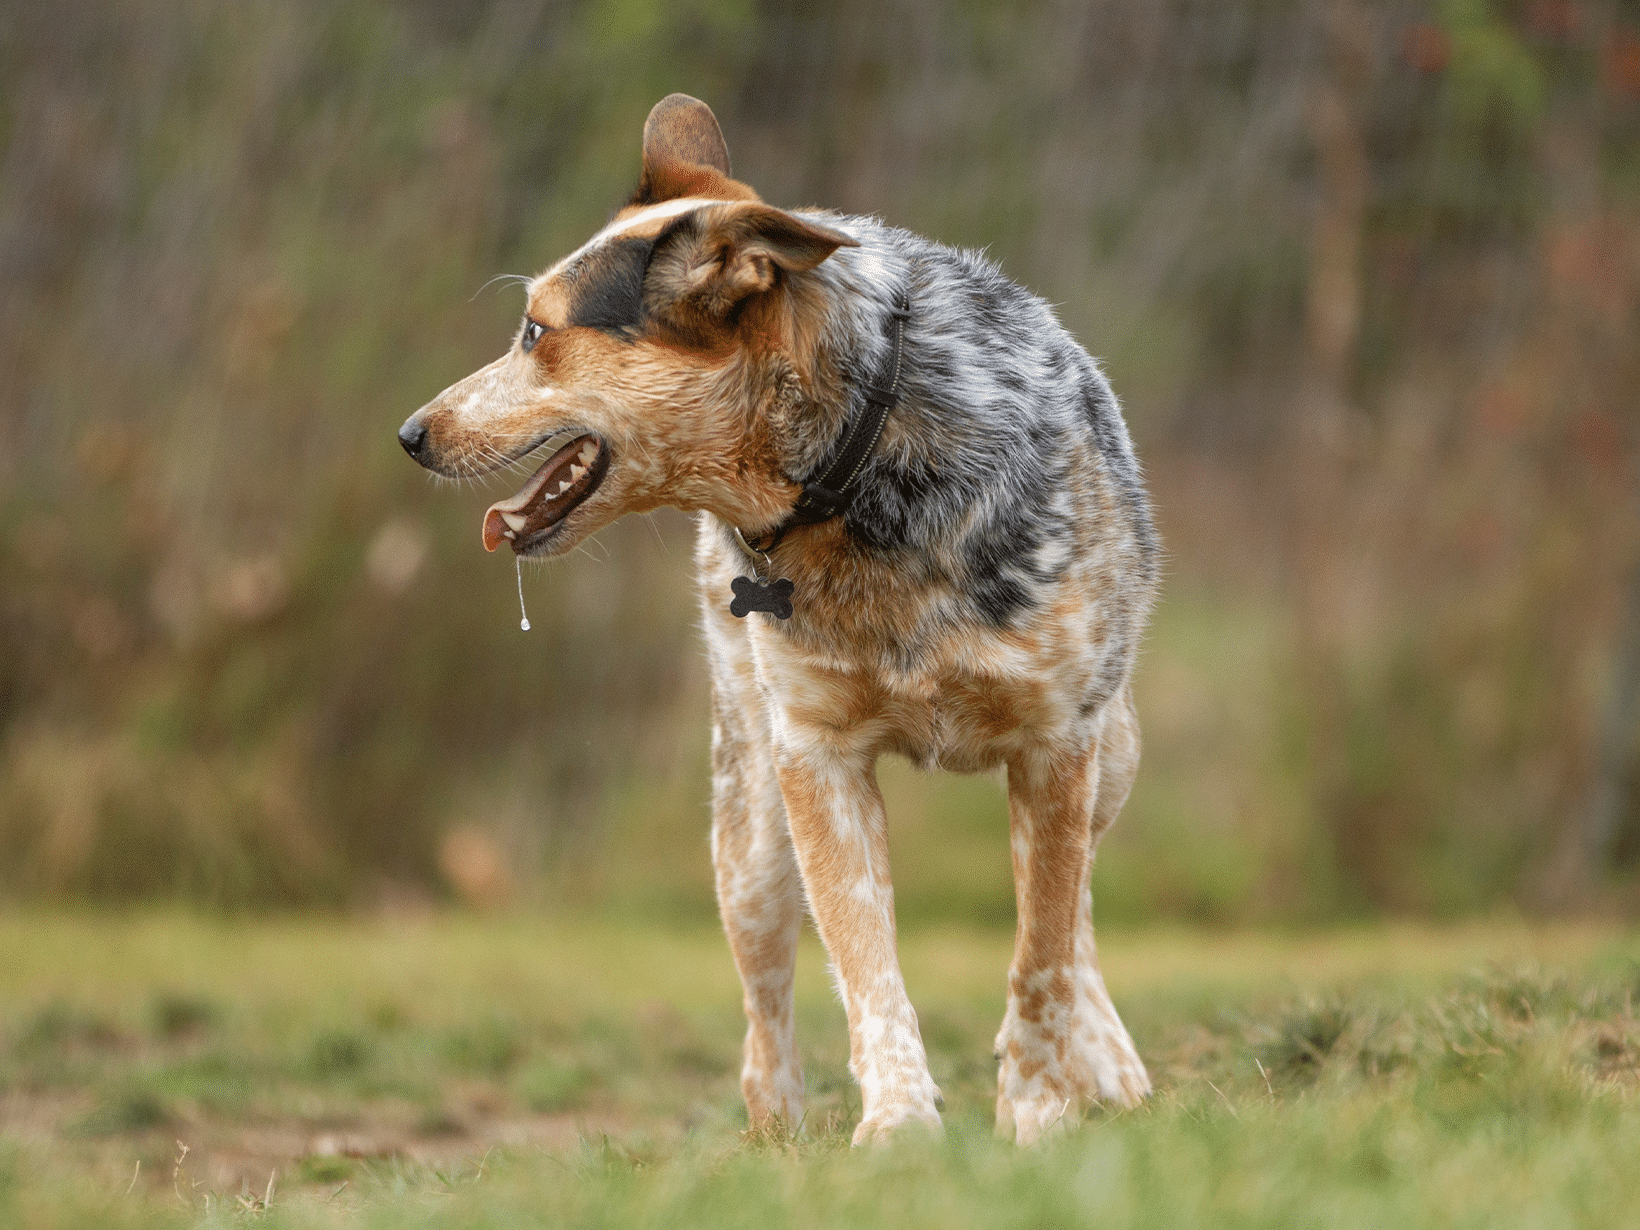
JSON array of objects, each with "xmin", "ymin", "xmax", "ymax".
[
  {"xmin": 712, "ymin": 266, "xmax": 910, "ymax": 624},
  {"xmin": 747, "ymin": 287, "xmax": 909, "ymax": 552},
  {"xmin": 740, "ymin": 250, "xmax": 911, "ymax": 533}
]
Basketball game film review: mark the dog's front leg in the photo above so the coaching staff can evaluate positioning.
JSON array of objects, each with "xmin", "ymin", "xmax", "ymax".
[
  {"xmin": 706, "ymin": 633, "xmax": 806, "ymax": 1130},
  {"xmin": 710, "ymin": 701, "xmax": 806, "ymax": 1127},
  {"xmin": 772, "ymin": 732, "xmax": 942, "ymax": 1143},
  {"xmin": 995, "ymin": 733, "xmax": 1144, "ymax": 1144}
]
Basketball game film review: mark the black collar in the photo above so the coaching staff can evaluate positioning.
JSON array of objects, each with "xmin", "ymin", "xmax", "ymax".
[{"xmin": 736, "ymin": 288, "xmax": 911, "ymax": 558}]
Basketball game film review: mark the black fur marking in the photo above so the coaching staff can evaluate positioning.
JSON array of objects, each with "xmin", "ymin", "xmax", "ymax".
[
  {"xmin": 971, "ymin": 573, "xmax": 1033, "ymax": 626},
  {"xmin": 848, "ymin": 456, "xmax": 958, "ymax": 553},
  {"xmin": 1026, "ymin": 416, "xmax": 1062, "ymax": 459},
  {"xmin": 650, "ymin": 209, "xmax": 700, "ymax": 255},
  {"xmin": 962, "ymin": 508, "xmax": 1049, "ymax": 627},
  {"xmin": 886, "ymin": 457, "xmax": 940, "ymax": 509},
  {"xmin": 568, "ymin": 236, "xmax": 654, "ymax": 333}
]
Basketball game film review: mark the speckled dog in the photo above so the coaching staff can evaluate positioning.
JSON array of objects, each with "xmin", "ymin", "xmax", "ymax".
[{"xmin": 399, "ymin": 95, "xmax": 1158, "ymax": 1145}]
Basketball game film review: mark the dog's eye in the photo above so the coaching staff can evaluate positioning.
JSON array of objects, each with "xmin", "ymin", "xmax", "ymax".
[{"xmin": 521, "ymin": 319, "xmax": 544, "ymax": 352}]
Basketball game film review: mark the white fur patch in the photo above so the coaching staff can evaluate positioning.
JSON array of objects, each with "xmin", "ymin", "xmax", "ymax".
[{"xmin": 541, "ymin": 198, "xmax": 736, "ymax": 284}]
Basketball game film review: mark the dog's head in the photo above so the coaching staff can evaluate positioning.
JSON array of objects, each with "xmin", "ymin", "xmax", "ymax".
[{"xmin": 398, "ymin": 94, "xmax": 857, "ymax": 557}]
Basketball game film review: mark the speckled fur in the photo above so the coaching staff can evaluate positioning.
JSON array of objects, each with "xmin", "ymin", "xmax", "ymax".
[{"xmin": 402, "ymin": 96, "xmax": 1157, "ymax": 1145}]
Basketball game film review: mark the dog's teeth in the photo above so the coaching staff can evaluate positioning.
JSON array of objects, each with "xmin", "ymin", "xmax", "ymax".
[
  {"xmin": 556, "ymin": 480, "xmax": 572, "ymax": 495},
  {"xmin": 578, "ymin": 443, "xmax": 597, "ymax": 463},
  {"xmin": 503, "ymin": 530, "xmax": 515, "ymax": 540},
  {"xmin": 570, "ymin": 464, "xmax": 586, "ymax": 482},
  {"xmin": 501, "ymin": 511, "xmax": 527, "ymax": 532}
]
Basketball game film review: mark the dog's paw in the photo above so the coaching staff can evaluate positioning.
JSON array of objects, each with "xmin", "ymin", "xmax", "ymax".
[
  {"xmin": 994, "ymin": 1009, "xmax": 1150, "ymax": 1143},
  {"xmin": 995, "ymin": 1051, "xmax": 1080, "ymax": 1146},
  {"xmin": 1067, "ymin": 1037, "xmax": 1150, "ymax": 1110},
  {"xmin": 741, "ymin": 1062, "xmax": 805, "ymax": 1127},
  {"xmin": 997, "ymin": 1085, "xmax": 1077, "ymax": 1147},
  {"xmin": 1068, "ymin": 977, "xmax": 1151, "ymax": 1108},
  {"xmin": 851, "ymin": 1050, "xmax": 942, "ymax": 1145},
  {"xmin": 850, "ymin": 1104, "xmax": 944, "ymax": 1146}
]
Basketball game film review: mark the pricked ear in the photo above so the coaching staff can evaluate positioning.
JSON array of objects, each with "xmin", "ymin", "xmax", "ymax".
[
  {"xmin": 645, "ymin": 94, "xmax": 730, "ymax": 176},
  {"xmin": 632, "ymin": 94, "xmax": 758, "ymax": 206}
]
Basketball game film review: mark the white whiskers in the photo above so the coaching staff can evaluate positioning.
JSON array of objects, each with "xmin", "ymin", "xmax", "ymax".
[{"xmin": 470, "ymin": 272, "xmax": 533, "ymax": 303}]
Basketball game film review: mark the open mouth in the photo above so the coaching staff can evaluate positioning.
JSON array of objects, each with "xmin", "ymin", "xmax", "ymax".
[{"xmin": 482, "ymin": 433, "xmax": 610, "ymax": 554}]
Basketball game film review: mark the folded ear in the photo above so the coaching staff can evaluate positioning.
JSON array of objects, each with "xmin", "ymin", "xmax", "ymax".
[
  {"xmin": 652, "ymin": 203, "xmax": 860, "ymax": 317},
  {"xmin": 709, "ymin": 204, "xmax": 859, "ymax": 294},
  {"xmin": 633, "ymin": 94, "xmax": 756, "ymax": 205}
]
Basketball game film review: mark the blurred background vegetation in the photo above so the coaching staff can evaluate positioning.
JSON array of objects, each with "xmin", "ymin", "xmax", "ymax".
[{"xmin": 0, "ymin": 0, "xmax": 1636, "ymax": 922}]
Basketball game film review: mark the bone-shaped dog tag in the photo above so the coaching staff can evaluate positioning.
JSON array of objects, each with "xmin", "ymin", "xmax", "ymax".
[{"xmin": 729, "ymin": 575, "xmax": 795, "ymax": 620}]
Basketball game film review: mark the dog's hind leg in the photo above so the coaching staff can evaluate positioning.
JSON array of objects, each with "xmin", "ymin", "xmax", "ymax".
[
  {"xmin": 708, "ymin": 648, "xmax": 806, "ymax": 1129},
  {"xmin": 995, "ymin": 688, "xmax": 1148, "ymax": 1144},
  {"xmin": 1068, "ymin": 688, "xmax": 1150, "ymax": 1111}
]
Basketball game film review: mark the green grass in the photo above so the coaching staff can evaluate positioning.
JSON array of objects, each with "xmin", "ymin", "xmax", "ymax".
[{"xmin": 0, "ymin": 912, "xmax": 1636, "ymax": 1227}]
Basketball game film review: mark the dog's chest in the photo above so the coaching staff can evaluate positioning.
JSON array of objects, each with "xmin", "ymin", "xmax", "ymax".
[
  {"xmin": 896, "ymin": 671, "xmax": 1062, "ymax": 772},
  {"xmin": 752, "ymin": 633, "xmax": 1089, "ymax": 772}
]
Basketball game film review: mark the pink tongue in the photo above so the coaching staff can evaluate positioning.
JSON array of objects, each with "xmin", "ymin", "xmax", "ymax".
[{"xmin": 481, "ymin": 436, "xmax": 597, "ymax": 553}]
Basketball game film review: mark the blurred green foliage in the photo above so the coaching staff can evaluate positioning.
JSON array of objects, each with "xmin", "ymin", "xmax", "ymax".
[{"xmin": 0, "ymin": 0, "xmax": 1637, "ymax": 917}]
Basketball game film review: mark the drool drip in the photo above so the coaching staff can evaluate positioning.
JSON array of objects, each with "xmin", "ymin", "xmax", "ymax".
[{"xmin": 515, "ymin": 556, "xmax": 531, "ymax": 632}]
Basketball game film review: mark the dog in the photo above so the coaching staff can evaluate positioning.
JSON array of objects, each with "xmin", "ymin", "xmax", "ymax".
[{"xmin": 398, "ymin": 94, "xmax": 1157, "ymax": 1145}]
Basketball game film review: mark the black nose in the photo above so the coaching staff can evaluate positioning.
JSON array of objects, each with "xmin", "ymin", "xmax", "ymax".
[{"xmin": 398, "ymin": 418, "xmax": 428, "ymax": 460}]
